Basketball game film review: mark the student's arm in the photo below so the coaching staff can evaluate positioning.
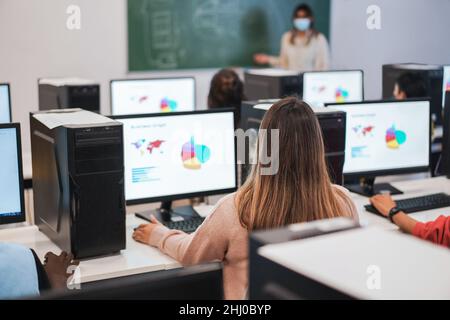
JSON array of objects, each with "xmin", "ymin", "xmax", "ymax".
[
  {"xmin": 29, "ymin": 249, "xmax": 51, "ymax": 292},
  {"xmin": 133, "ymin": 197, "xmax": 233, "ymax": 265},
  {"xmin": 411, "ymin": 215, "xmax": 450, "ymax": 247},
  {"xmin": 370, "ymin": 194, "xmax": 450, "ymax": 246},
  {"xmin": 314, "ymin": 34, "xmax": 330, "ymax": 71},
  {"xmin": 370, "ymin": 194, "xmax": 417, "ymax": 234}
]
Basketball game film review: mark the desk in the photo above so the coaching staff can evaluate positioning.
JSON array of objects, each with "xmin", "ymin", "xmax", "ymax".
[
  {"xmin": 0, "ymin": 206, "xmax": 214, "ymax": 284},
  {"xmin": 258, "ymin": 227, "xmax": 450, "ymax": 299},
  {"xmin": 2, "ymin": 176, "xmax": 449, "ymax": 285}
]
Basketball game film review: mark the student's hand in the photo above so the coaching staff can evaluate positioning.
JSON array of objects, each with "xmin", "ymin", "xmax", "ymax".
[
  {"xmin": 43, "ymin": 251, "xmax": 79, "ymax": 289},
  {"xmin": 132, "ymin": 215, "xmax": 162, "ymax": 244},
  {"xmin": 369, "ymin": 194, "xmax": 397, "ymax": 217},
  {"xmin": 254, "ymin": 53, "xmax": 270, "ymax": 65}
]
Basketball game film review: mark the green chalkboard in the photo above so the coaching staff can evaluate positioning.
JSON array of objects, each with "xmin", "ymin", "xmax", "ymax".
[{"xmin": 128, "ymin": 0, "xmax": 330, "ymax": 71}]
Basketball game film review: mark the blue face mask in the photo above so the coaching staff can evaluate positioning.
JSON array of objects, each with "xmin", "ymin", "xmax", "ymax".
[{"xmin": 294, "ymin": 18, "xmax": 311, "ymax": 31}]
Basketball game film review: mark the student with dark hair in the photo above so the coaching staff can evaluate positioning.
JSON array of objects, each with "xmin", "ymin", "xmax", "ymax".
[
  {"xmin": 393, "ymin": 72, "xmax": 428, "ymax": 100},
  {"xmin": 133, "ymin": 97, "xmax": 358, "ymax": 299},
  {"xmin": 207, "ymin": 68, "xmax": 244, "ymax": 125},
  {"xmin": 254, "ymin": 3, "xmax": 330, "ymax": 71}
]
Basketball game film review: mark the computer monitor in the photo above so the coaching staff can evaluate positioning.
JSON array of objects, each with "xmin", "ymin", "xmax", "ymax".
[
  {"xmin": 0, "ymin": 123, "xmax": 25, "ymax": 224},
  {"xmin": 302, "ymin": 70, "xmax": 364, "ymax": 107},
  {"xmin": 110, "ymin": 77, "xmax": 195, "ymax": 116},
  {"xmin": 326, "ymin": 99, "xmax": 431, "ymax": 196},
  {"xmin": 112, "ymin": 109, "xmax": 237, "ymax": 220},
  {"xmin": 443, "ymin": 65, "xmax": 450, "ymax": 108},
  {"xmin": 0, "ymin": 83, "xmax": 12, "ymax": 123},
  {"xmin": 382, "ymin": 63, "xmax": 443, "ymax": 124}
]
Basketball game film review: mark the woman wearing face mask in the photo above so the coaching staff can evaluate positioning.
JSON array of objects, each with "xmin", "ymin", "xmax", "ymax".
[{"xmin": 254, "ymin": 3, "xmax": 330, "ymax": 72}]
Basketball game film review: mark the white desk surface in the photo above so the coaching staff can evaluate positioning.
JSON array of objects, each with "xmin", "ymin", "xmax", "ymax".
[
  {"xmin": 259, "ymin": 227, "xmax": 450, "ymax": 300},
  {"xmin": 1, "ymin": 176, "xmax": 450, "ymax": 285},
  {"xmin": 0, "ymin": 206, "xmax": 214, "ymax": 284}
]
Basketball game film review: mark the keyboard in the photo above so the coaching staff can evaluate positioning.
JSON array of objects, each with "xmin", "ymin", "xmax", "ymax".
[
  {"xmin": 365, "ymin": 193, "xmax": 450, "ymax": 216},
  {"xmin": 161, "ymin": 216, "xmax": 205, "ymax": 234}
]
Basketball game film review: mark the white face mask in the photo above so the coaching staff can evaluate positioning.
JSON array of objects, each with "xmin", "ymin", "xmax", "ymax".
[{"xmin": 293, "ymin": 18, "xmax": 311, "ymax": 31}]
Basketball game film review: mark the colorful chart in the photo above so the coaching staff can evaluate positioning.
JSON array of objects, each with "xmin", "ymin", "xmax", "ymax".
[
  {"xmin": 181, "ymin": 137, "xmax": 211, "ymax": 170},
  {"xmin": 138, "ymin": 96, "xmax": 149, "ymax": 104},
  {"xmin": 385, "ymin": 125, "xmax": 407, "ymax": 149},
  {"xmin": 131, "ymin": 139, "xmax": 165, "ymax": 156},
  {"xmin": 129, "ymin": 95, "xmax": 149, "ymax": 104},
  {"xmin": 313, "ymin": 85, "xmax": 326, "ymax": 94},
  {"xmin": 160, "ymin": 97, "xmax": 178, "ymax": 112},
  {"xmin": 335, "ymin": 87, "xmax": 349, "ymax": 103},
  {"xmin": 352, "ymin": 125, "xmax": 375, "ymax": 137}
]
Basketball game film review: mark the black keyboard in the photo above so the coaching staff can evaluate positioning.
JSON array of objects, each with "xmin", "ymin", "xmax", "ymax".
[
  {"xmin": 162, "ymin": 216, "xmax": 205, "ymax": 234},
  {"xmin": 365, "ymin": 193, "xmax": 450, "ymax": 216}
]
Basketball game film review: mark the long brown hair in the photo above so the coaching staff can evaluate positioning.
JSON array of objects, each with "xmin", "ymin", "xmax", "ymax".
[
  {"xmin": 236, "ymin": 97, "xmax": 353, "ymax": 231},
  {"xmin": 290, "ymin": 3, "xmax": 319, "ymax": 45}
]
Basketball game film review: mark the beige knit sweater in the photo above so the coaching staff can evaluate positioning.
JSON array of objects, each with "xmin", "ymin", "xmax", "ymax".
[
  {"xmin": 268, "ymin": 31, "xmax": 330, "ymax": 72},
  {"xmin": 148, "ymin": 185, "xmax": 358, "ymax": 299}
]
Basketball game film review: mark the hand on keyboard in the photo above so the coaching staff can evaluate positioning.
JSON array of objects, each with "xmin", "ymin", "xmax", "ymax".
[
  {"xmin": 368, "ymin": 194, "xmax": 397, "ymax": 217},
  {"xmin": 365, "ymin": 193, "xmax": 450, "ymax": 216}
]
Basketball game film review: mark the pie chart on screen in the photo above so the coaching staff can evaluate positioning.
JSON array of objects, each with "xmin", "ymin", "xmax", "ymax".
[
  {"xmin": 181, "ymin": 137, "xmax": 211, "ymax": 170},
  {"xmin": 385, "ymin": 125, "xmax": 407, "ymax": 149}
]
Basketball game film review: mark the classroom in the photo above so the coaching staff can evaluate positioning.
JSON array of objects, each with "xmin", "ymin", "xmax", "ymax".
[{"xmin": 0, "ymin": 0, "xmax": 449, "ymax": 306}]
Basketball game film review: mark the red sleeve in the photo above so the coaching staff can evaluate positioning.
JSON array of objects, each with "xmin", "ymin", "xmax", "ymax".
[{"xmin": 412, "ymin": 215, "xmax": 450, "ymax": 248}]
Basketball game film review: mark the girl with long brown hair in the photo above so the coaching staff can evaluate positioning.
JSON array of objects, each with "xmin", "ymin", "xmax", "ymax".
[{"xmin": 133, "ymin": 97, "xmax": 358, "ymax": 299}]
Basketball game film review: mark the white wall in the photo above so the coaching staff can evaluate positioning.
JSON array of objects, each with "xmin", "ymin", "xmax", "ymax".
[
  {"xmin": 0, "ymin": 0, "xmax": 218, "ymax": 154},
  {"xmin": 1, "ymin": 0, "xmax": 450, "ymax": 155},
  {"xmin": 330, "ymin": 0, "xmax": 450, "ymax": 99}
]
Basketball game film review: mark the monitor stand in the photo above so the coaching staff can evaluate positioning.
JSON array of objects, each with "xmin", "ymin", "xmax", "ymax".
[
  {"xmin": 345, "ymin": 177, "xmax": 403, "ymax": 197},
  {"xmin": 135, "ymin": 201, "xmax": 200, "ymax": 223}
]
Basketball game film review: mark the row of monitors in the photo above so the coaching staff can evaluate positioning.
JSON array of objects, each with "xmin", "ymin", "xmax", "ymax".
[
  {"xmin": 110, "ymin": 66, "xmax": 450, "ymax": 115},
  {"xmin": 0, "ymin": 99, "xmax": 432, "ymax": 224},
  {"xmin": 2, "ymin": 67, "xmax": 449, "ymax": 122},
  {"xmin": 109, "ymin": 71, "xmax": 364, "ymax": 115}
]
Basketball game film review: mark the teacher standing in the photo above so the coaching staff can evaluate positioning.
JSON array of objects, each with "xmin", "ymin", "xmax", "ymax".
[{"xmin": 254, "ymin": 3, "xmax": 330, "ymax": 72}]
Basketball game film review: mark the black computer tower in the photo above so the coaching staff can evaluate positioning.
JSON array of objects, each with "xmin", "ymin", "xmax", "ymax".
[
  {"xmin": 30, "ymin": 111, "xmax": 125, "ymax": 259},
  {"xmin": 240, "ymin": 101, "xmax": 346, "ymax": 185},
  {"xmin": 38, "ymin": 78, "xmax": 100, "ymax": 113},
  {"xmin": 244, "ymin": 70, "xmax": 302, "ymax": 100},
  {"xmin": 382, "ymin": 63, "xmax": 443, "ymax": 124}
]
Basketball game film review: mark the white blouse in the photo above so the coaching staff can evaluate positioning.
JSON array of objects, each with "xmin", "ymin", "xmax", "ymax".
[{"xmin": 269, "ymin": 31, "xmax": 330, "ymax": 72}]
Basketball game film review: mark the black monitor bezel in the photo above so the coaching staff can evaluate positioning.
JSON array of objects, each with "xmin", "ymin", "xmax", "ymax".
[
  {"xmin": 109, "ymin": 76, "xmax": 196, "ymax": 116},
  {"xmin": 325, "ymin": 98, "xmax": 432, "ymax": 179},
  {"xmin": 0, "ymin": 83, "xmax": 12, "ymax": 123},
  {"xmin": 111, "ymin": 108, "xmax": 238, "ymax": 205},
  {"xmin": 0, "ymin": 123, "xmax": 25, "ymax": 224},
  {"xmin": 302, "ymin": 69, "xmax": 365, "ymax": 102}
]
